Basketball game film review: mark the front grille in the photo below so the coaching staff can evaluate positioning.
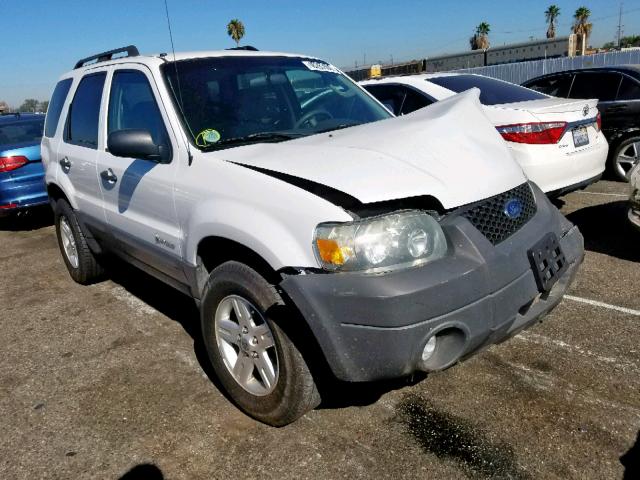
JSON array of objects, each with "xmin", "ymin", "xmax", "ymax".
[{"xmin": 460, "ymin": 183, "xmax": 537, "ymax": 245}]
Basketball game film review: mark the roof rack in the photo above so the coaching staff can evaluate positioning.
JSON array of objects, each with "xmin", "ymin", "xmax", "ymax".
[
  {"xmin": 74, "ymin": 45, "xmax": 140, "ymax": 69},
  {"xmin": 226, "ymin": 46, "xmax": 259, "ymax": 51}
]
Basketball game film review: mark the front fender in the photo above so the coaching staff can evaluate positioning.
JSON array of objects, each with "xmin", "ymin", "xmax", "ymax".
[{"xmin": 185, "ymin": 198, "xmax": 347, "ymax": 270}]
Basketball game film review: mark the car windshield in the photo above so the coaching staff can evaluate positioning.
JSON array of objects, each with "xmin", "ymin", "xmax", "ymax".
[
  {"xmin": 0, "ymin": 117, "xmax": 44, "ymax": 148},
  {"xmin": 428, "ymin": 75, "xmax": 548, "ymax": 105},
  {"xmin": 161, "ymin": 56, "xmax": 391, "ymax": 150}
]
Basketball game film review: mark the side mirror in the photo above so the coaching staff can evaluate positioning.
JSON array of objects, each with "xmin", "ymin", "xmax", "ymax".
[{"xmin": 107, "ymin": 129, "xmax": 169, "ymax": 162}]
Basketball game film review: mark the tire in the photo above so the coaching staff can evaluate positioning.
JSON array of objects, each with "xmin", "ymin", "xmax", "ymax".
[
  {"xmin": 201, "ymin": 261, "xmax": 320, "ymax": 426},
  {"xmin": 609, "ymin": 136, "xmax": 640, "ymax": 181},
  {"xmin": 54, "ymin": 199, "xmax": 104, "ymax": 284}
]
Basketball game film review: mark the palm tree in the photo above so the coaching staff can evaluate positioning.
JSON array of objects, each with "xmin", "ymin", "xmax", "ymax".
[
  {"xmin": 572, "ymin": 6, "xmax": 592, "ymax": 52},
  {"xmin": 227, "ymin": 19, "xmax": 245, "ymax": 47},
  {"xmin": 470, "ymin": 22, "xmax": 491, "ymax": 50},
  {"xmin": 545, "ymin": 5, "xmax": 561, "ymax": 39}
]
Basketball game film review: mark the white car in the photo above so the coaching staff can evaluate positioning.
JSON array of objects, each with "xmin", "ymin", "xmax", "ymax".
[
  {"xmin": 361, "ymin": 73, "xmax": 609, "ymax": 196},
  {"xmin": 42, "ymin": 47, "xmax": 584, "ymax": 425}
]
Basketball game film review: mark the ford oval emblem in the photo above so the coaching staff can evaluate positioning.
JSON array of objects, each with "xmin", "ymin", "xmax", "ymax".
[
  {"xmin": 582, "ymin": 104, "xmax": 589, "ymax": 117},
  {"xmin": 504, "ymin": 198, "xmax": 523, "ymax": 219}
]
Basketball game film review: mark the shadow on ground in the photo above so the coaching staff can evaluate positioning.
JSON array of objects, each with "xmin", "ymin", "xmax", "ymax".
[
  {"xmin": 621, "ymin": 430, "xmax": 640, "ymax": 480},
  {"xmin": 566, "ymin": 201, "xmax": 639, "ymax": 262},
  {"xmin": 105, "ymin": 258, "xmax": 411, "ymax": 414},
  {"xmin": 0, "ymin": 206, "xmax": 52, "ymax": 231},
  {"xmin": 119, "ymin": 463, "xmax": 164, "ymax": 479}
]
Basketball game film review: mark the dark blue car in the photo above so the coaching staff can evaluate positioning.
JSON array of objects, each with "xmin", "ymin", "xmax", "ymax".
[{"xmin": 0, "ymin": 113, "xmax": 47, "ymax": 215}]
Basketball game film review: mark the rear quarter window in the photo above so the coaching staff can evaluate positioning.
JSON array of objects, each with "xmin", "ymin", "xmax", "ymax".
[
  {"xmin": 44, "ymin": 78, "xmax": 73, "ymax": 138},
  {"xmin": 428, "ymin": 75, "xmax": 548, "ymax": 105}
]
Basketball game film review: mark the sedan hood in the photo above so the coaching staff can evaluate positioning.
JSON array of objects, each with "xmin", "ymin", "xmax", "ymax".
[{"xmin": 218, "ymin": 89, "xmax": 525, "ymax": 209}]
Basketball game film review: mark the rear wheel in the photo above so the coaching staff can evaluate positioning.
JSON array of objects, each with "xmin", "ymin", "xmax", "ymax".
[
  {"xmin": 610, "ymin": 136, "xmax": 640, "ymax": 181},
  {"xmin": 201, "ymin": 261, "xmax": 320, "ymax": 426},
  {"xmin": 54, "ymin": 199, "xmax": 104, "ymax": 284}
]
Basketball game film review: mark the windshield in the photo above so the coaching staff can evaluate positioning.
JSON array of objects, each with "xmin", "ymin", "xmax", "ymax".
[
  {"xmin": 162, "ymin": 56, "xmax": 391, "ymax": 150},
  {"xmin": 0, "ymin": 117, "xmax": 44, "ymax": 148},
  {"xmin": 428, "ymin": 75, "xmax": 548, "ymax": 105}
]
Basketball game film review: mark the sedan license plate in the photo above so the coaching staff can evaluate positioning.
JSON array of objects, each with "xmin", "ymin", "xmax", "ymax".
[{"xmin": 572, "ymin": 126, "xmax": 589, "ymax": 148}]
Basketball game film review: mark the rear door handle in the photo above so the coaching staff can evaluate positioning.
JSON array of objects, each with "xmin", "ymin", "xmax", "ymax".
[
  {"xmin": 607, "ymin": 105, "xmax": 627, "ymax": 112},
  {"xmin": 59, "ymin": 157, "xmax": 71, "ymax": 172},
  {"xmin": 100, "ymin": 168, "xmax": 118, "ymax": 184}
]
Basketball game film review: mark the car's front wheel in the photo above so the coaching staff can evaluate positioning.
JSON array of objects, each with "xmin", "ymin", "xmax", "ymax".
[{"xmin": 201, "ymin": 261, "xmax": 320, "ymax": 426}]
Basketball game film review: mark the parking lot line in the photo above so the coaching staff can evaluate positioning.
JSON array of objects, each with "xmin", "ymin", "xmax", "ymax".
[
  {"xmin": 564, "ymin": 294, "xmax": 640, "ymax": 316},
  {"xmin": 576, "ymin": 191, "xmax": 628, "ymax": 198}
]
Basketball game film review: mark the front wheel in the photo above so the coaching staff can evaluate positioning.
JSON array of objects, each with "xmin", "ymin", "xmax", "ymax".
[{"xmin": 201, "ymin": 261, "xmax": 320, "ymax": 426}]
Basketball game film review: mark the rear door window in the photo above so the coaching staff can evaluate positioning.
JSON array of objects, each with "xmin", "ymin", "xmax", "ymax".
[
  {"xmin": 569, "ymin": 72, "xmax": 622, "ymax": 101},
  {"xmin": 44, "ymin": 78, "xmax": 73, "ymax": 138},
  {"xmin": 427, "ymin": 75, "xmax": 548, "ymax": 105},
  {"xmin": 524, "ymin": 74, "xmax": 573, "ymax": 97},
  {"xmin": 65, "ymin": 72, "xmax": 107, "ymax": 149},
  {"xmin": 616, "ymin": 76, "xmax": 640, "ymax": 101}
]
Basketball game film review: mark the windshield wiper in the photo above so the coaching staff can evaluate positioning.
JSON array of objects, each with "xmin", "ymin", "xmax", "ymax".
[{"xmin": 200, "ymin": 131, "xmax": 303, "ymax": 151}]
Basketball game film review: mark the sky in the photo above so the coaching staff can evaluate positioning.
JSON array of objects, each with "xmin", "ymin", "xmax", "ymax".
[{"xmin": 1, "ymin": 0, "xmax": 638, "ymax": 107}]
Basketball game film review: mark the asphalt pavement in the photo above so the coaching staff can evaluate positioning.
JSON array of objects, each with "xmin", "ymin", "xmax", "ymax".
[{"xmin": 1, "ymin": 180, "xmax": 638, "ymax": 479}]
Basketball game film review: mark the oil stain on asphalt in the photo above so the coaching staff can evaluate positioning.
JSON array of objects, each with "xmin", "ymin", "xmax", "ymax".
[{"xmin": 395, "ymin": 393, "xmax": 530, "ymax": 479}]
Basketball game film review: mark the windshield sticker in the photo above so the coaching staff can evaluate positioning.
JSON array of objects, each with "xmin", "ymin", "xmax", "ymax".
[
  {"xmin": 196, "ymin": 129, "xmax": 221, "ymax": 147},
  {"xmin": 302, "ymin": 60, "xmax": 341, "ymax": 74}
]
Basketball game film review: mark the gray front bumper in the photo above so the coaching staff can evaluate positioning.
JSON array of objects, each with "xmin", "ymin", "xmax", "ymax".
[{"xmin": 280, "ymin": 184, "xmax": 584, "ymax": 382}]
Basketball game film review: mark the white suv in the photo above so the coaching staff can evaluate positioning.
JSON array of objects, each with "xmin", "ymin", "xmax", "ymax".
[{"xmin": 42, "ymin": 46, "xmax": 584, "ymax": 426}]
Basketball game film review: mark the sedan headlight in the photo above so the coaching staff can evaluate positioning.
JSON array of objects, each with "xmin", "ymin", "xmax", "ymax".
[{"xmin": 313, "ymin": 210, "xmax": 448, "ymax": 272}]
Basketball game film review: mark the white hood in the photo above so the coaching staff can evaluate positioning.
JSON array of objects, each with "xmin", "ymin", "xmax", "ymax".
[{"xmin": 219, "ymin": 89, "xmax": 526, "ymax": 209}]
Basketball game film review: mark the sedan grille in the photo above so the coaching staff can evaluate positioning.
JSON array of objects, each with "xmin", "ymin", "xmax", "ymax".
[{"xmin": 460, "ymin": 183, "xmax": 537, "ymax": 245}]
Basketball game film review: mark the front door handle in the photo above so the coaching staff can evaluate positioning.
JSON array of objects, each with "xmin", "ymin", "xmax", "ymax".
[
  {"xmin": 59, "ymin": 157, "xmax": 71, "ymax": 172},
  {"xmin": 606, "ymin": 105, "xmax": 627, "ymax": 113},
  {"xmin": 100, "ymin": 168, "xmax": 118, "ymax": 184}
]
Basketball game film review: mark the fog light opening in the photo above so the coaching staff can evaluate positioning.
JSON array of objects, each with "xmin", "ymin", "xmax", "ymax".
[
  {"xmin": 421, "ymin": 335, "xmax": 437, "ymax": 362},
  {"xmin": 418, "ymin": 327, "xmax": 466, "ymax": 372}
]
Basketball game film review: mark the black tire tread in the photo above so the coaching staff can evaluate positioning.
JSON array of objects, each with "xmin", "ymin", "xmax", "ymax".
[{"xmin": 55, "ymin": 199, "xmax": 104, "ymax": 284}]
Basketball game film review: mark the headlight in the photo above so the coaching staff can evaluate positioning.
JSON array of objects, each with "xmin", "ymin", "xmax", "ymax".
[{"xmin": 313, "ymin": 210, "xmax": 448, "ymax": 272}]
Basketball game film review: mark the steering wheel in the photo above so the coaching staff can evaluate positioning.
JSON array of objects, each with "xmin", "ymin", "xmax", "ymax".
[{"xmin": 294, "ymin": 109, "xmax": 333, "ymax": 129}]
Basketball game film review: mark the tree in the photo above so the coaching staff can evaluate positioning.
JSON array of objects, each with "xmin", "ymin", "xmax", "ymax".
[
  {"xmin": 19, "ymin": 98, "xmax": 39, "ymax": 113},
  {"xmin": 38, "ymin": 100, "xmax": 49, "ymax": 113},
  {"xmin": 572, "ymin": 6, "xmax": 592, "ymax": 52},
  {"xmin": 227, "ymin": 19, "xmax": 245, "ymax": 47},
  {"xmin": 0, "ymin": 101, "xmax": 8, "ymax": 114},
  {"xmin": 545, "ymin": 5, "xmax": 561, "ymax": 39},
  {"xmin": 470, "ymin": 22, "xmax": 491, "ymax": 50},
  {"xmin": 621, "ymin": 35, "xmax": 640, "ymax": 47}
]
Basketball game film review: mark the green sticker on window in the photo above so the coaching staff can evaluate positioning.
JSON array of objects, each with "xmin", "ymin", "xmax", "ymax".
[{"xmin": 196, "ymin": 129, "xmax": 221, "ymax": 147}]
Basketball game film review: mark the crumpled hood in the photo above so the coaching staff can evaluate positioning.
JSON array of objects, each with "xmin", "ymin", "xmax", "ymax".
[{"xmin": 218, "ymin": 89, "xmax": 526, "ymax": 209}]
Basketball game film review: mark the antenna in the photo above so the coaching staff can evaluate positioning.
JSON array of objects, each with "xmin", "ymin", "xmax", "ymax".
[{"xmin": 163, "ymin": 0, "xmax": 194, "ymax": 164}]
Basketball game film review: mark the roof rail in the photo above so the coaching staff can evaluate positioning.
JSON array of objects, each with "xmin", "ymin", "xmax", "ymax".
[
  {"xmin": 226, "ymin": 46, "xmax": 259, "ymax": 51},
  {"xmin": 74, "ymin": 45, "xmax": 140, "ymax": 69}
]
